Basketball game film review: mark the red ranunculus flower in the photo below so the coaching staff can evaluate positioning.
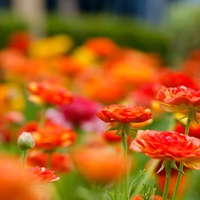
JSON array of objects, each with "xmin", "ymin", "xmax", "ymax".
[
  {"xmin": 157, "ymin": 85, "xmax": 200, "ymax": 113},
  {"xmin": 28, "ymin": 166, "xmax": 59, "ymax": 183},
  {"xmin": 97, "ymin": 104, "xmax": 152, "ymax": 124},
  {"xmin": 28, "ymin": 80, "xmax": 73, "ymax": 106},
  {"xmin": 130, "ymin": 130, "xmax": 200, "ymax": 170}
]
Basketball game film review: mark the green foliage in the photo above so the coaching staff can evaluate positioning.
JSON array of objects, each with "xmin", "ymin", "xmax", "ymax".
[
  {"xmin": 0, "ymin": 10, "xmax": 27, "ymax": 48},
  {"xmin": 162, "ymin": 2, "xmax": 200, "ymax": 66},
  {"xmin": 46, "ymin": 13, "xmax": 169, "ymax": 59}
]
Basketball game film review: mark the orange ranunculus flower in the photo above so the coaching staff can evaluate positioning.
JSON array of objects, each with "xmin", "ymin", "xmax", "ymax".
[
  {"xmin": 156, "ymin": 85, "xmax": 200, "ymax": 113},
  {"xmin": 130, "ymin": 130, "xmax": 200, "ymax": 170},
  {"xmin": 28, "ymin": 80, "xmax": 73, "ymax": 106},
  {"xmin": 28, "ymin": 166, "xmax": 59, "ymax": 183},
  {"xmin": 71, "ymin": 144, "xmax": 132, "ymax": 184},
  {"xmin": 0, "ymin": 155, "xmax": 42, "ymax": 200},
  {"xmin": 132, "ymin": 195, "xmax": 165, "ymax": 200},
  {"xmin": 32, "ymin": 121, "xmax": 77, "ymax": 151},
  {"xmin": 83, "ymin": 37, "xmax": 119, "ymax": 57},
  {"xmin": 97, "ymin": 104, "xmax": 152, "ymax": 124}
]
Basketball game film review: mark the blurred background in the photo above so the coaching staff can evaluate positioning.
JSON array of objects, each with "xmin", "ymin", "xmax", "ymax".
[{"xmin": 1, "ymin": 0, "xmax": 200, "ymax": 66}]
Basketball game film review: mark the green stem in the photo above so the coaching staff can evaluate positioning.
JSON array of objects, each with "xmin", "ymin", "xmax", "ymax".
[
  {"xmin": 162, "ymin": 161, "xmax": 172, "ymax": 200},
  {"xmin": 22, "ymin": 150, "xmax": 28, "ymax": 167},
  {"xmin": 122, "ymin": 130, "xmax": 128, "ymax": 200},
  {"xmin": 172, "ymin": 110, "xmax": 193, "ymax": 200},
  {"xmin": 46, "ymin": 151, "xmax": 53, "ymax": 168},
  {"xmin": 133, "ymin": 159, "xmax": 160, "ymax": 196}
]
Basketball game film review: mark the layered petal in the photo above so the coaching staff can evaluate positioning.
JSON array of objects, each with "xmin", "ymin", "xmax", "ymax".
[{"xmin": 130, "ymin": 130, "xmax": 200, "ymax": 170}]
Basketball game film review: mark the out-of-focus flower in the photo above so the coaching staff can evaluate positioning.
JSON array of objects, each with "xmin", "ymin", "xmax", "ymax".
[
  {"xmin": 28, "ymin": 80, "xmax": 73, "ymax": 106},
  {"xmin": 0, "ymin": 83, "xmax": 25, "ymax": 115},
  {"xmin": 8, "ymin": 31, "xmax": 31, "ymax": 53},
  {"xmin": 4, "ymin": 111, "xmax": 25, "ymax": 124},
  {"xmin": 28, "ymin": 34, "xmax": 73, "ymax": 58},
  {"xmin": 130, "ymin": 130, "xmax": 200, "ymax": 170},
  {"xmin": 32, "ymin": 121, "xmax": 77, "ymax": 151},
  {"xmin": 71, "ymin": 143, "xmax": 132, "ymax": 184},
  {"xmin": 71, "ymin": 46, "xmax": 98, "ymax": 66},
  {"xmin": 97, "ymin": 104, "xmax": 152, "ymax": 124},
  {"xmin": 81, "ymin": 76, "xmax": 127, "ymax": 104},
  {"xmin": 157, "ymin": 85, "xmax": 200, "ymax": 113},
  {"xmin": 0, "ymin": 155, "xmax": 42, "ymax": 200},
  {"xmin": 18, "ymin": 131, "xmax": 35, "ymax": 151},
  {"xmin": 28, "ymin": 166, "xmax": 59, "ymax": 183},
  {"xmin": 102, "ymin": 130, "xmax": 122, "ymax": 143},
  {"xmin": 59, "ymin": 95, "xmax": 102, "ymax": 127},
  {"xmin": 175, "ymin": 121, "xmax": 200, "ymax": 139},
  {"xmin": 54, "ymin": 56, "xmax": 87, "ymax": 77},
  {"xmin": 158, "ymin": 70, "xmax": 199, "ymax": 90},
  {"xmin": 132, "ymin": 195, "xmax": 165, "ymax": 200},
  {"xmin": 83, "ymin": 37, "xmax": 119, "ymax": 57},
  {"xmin": 27, "ymin": 151, "xmax": 73, "ymax": 174},
  {"xmin": 157, "ymin": 170, "xmax": 189, "ymax": 198}
]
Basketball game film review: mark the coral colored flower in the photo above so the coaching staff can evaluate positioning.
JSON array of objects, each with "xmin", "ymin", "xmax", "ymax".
[
  {"xmin": 157, "ymin": 85, "xmax": 200, "ymax": 113},
  {"xmin": 28, "ymin": 166, "xmax": 59, "ymax": 183},
  {"xmin": 0, "ymin": 155, "xmax": 42, "ymax": 200},
  {"xmin": 132, "ymin": 195, "xmax": 165, "ymax": 200},
  {"xmin": 27, "ymin": 151, "xmax": 73, "ymax": 174},
  {"xmin": 130, "ymin": 130, "xmax": 200, "ymax": 170},
  {"xmin": 32, "ymin": 121, "xmax": 77, "ymax": 151},
  {"xmin": 102, "ymin": 130, "xmax": 122, "ymax": 143},
  {"xmin": 28, "ymin": 80, "xmax": 73, "ymax": 106},
  {"xmin": 71, "ymin": 144, "xmax": 132, "ymax": 184},
  {"xmin": 97, "ymin": 104, "xmax": 152, "ymax": 124},
  {"xmin": 83, "ymin": 37, "xmax": 119, "ymax": 57}
]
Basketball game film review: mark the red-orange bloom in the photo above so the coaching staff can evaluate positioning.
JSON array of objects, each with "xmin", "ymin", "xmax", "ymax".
[
  {"xmin": 130, "ymin": 130, "xmax": 200, "ymax": 170},
  {"xmin": 27, "ymin": 151, "xmax": 73, "ymax": 174},
  {"xmin": 28, "ymin": 166, "xmax": 59, "ymax": 183},
  {"xmin": 132, "ymin": 195, "xmax": 165, "ymax": 200},
  {"xmin": 157, "ymin": 85, "xmax": 200, "ymax": 112},
  {"xmin": 32, "ymin": 121, "xmax": 77, "ymax": 151},
  {"xmin": 97, "ymin": 104, "xmax": 152, "ymax": 124},
  {"xmin": 28, "ymin": 80, "xmax": 73, "ymax": 105}
]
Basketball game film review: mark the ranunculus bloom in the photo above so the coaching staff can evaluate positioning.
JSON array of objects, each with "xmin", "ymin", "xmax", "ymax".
[
  {"xmin": 27, "ymin": 151, "xmax": 73, "ymax": 174},
  {"xmin": 28, "ymin": 80, "xmax": 73, "ymax": 106},
  {"xmin": 97, "ymin": 104, "xmax": 152, "ymax": 124},
  {"xmin": 32, "ymin": 121, "xmax": 77, "ymax": 151},
  {"xmin": 0, "ymin": 155, "xmax": 42, "ymax": 200},
  {"xmin": 157, "ymin": 85, "xmax": 200, "ymax": 113},
  {"xmin": 132, "ymin": 195, "xmax": 165, "ymax": 200},
  {"xmin": 28, "ymin": 166, "xmax": 59, "ymax": 183},
  {"xmin": 130, "ymin": 130, "xmax": 200, "ymax": 170},
  {"xmin": 71, "ymin": 144, "xmax": 132, "ymax": 184}
]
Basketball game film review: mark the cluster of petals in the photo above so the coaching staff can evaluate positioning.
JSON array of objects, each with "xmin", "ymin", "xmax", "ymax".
[
  {"xmin": 97, "ymin": 104, "xmax": 152, "ymax": 124},
  {"xmin": 28, "ymin": 80, "xmax": 73, "ymax": 106},
  {"xmin": 32, "ymin": 121, "xmax": 77, "ymax": 151},
  {"xmin": 157, "ymin": 85, "xmax": 200, "ymax": 112},
  {"xmin": 132, "ymin": 195, "xmax": 164, "ymax": 200},
  {"xmin": 130, "ymin": 130, "xmax": 200, "ymax": 170},
  {"xmin": 28, "ymin": 166, "xmax": 59, "ymax": 183}
]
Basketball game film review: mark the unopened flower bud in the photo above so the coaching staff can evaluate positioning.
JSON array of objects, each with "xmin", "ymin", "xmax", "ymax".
[{"xmin": 18, "ymin": 132, "xmax": 35, "ymax": 150}]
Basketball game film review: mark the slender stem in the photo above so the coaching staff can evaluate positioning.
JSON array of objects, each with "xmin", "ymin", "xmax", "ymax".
[
  {"xmin": 172, "ymin": 110, "xmax": 193, "ymax": 200},
  {"xmin": 162, "ymin": 161, "xmax": 172, "ymax": 200},
  {"xmin": 133, "ymin": 159, "xmax": 160, "ymax": 196},
  {"xmin": 122, "ymin": 130, "xmax": 128, "ymax": 200},
  {"xmin": 46, "ymin": 151, "xmax": 53, "ymax": 168},
  {"xmin": 22, "ymin": 150, "xmax": 28, "ymax": 167}
]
